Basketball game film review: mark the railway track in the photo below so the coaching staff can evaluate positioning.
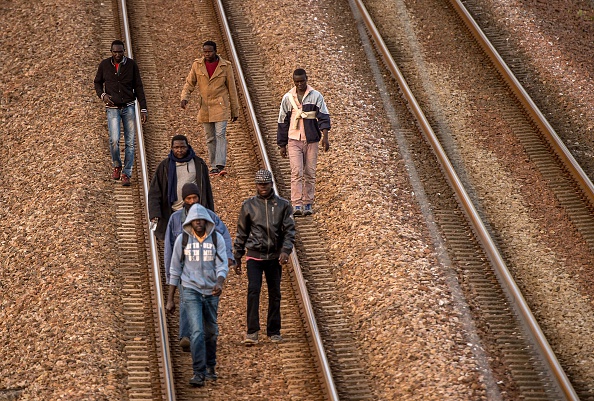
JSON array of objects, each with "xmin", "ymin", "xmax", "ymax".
[
  {"xmin": 354, "ymin": 0, "xmax": 594, "ymax": 399},
  {"xmin": 101, "ymin": 0, "xmax": 383, "ymax": 399}
]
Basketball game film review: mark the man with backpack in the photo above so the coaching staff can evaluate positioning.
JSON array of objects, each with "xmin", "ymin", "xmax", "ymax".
[
  {"xmin": 164, "ymin": 183, "xmax": 234, "ymax": 353},
  {"xmin": 166, "ymin": 203, "xmax": 229, "ymax": 387}
]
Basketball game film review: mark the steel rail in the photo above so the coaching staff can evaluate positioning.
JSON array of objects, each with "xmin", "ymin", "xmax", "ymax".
[
  {"xmin": 119, "ymin": 1, "xmax": 177, "ymax": 400},
  {"xmin": 353, "ymin": 0, "xmax": 579, "ymax": 399},
  {"xmin": 449, "ymin": 0, "xmax": 594, "ymax": 208},
  {"xmin": 214, "ymin": 1, "xmax": 340, "ymax": 399}
]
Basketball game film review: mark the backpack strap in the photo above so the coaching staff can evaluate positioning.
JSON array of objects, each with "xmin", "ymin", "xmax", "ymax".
[{"xmin": 180, "ymin": 232, "xmax": 189, "ymax": 263}]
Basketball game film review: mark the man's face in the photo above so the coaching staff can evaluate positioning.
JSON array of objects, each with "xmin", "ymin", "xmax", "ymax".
[
  {"xmin": 183, "ymin": 194, "xmax": 199, "ymax": 210},
  {"xmin": 203, "ymin": 45, "xmax": 216, "ymax": 63},
  {"xmin": 256, "ymin": 182, "xmax": 273, "ymax": 197},
  {"xmin": 172, "ymin": 140, "xmax": 189, "ymax": 159},
  {"xmin": 111, "ymin": 44, "xmax": 125, "ymax": 63},
  {"xmin": 191, "ymin": 219, "xmax": 207, "ymax": 235},
  {"xmin": 293, "ymin": 74, "xmax": 307, "ymax": 93}
]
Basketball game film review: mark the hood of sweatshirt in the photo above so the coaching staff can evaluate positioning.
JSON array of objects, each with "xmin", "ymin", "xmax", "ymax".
[{"xmin": 183, "ymin": 203, "xmax": 215, "ymax": 237}]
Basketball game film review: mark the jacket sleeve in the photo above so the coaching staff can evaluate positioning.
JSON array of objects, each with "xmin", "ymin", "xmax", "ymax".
[
  {"xmin": 226, "ymin": 63, "xmax": 240, "ymax": 119},
  {"xmin": 281, "ymin": 203, "xmax": 295, "ymax": 254},
  {"xmin": 233, "ymin": 202, "xmax": 250, "ymax": 259},
  {"xmin": 164, "ymin": 217, "xmax": 175, "ymax": 284},
  {"xmin": 276, "ymin": 94, "xmax": 292, "ymax": 146},
  {"xmin": 132, "ymin": 60, "xmax": 148, "ymax": 111},
  {"xmin": 212, "ymin": 212, "xmax": 234, "ymax": 261},
  {"xmin": 195, "ymin": 157, "xmax": 215, "ymax": 212},
  {"xmin": 148, "ymin": 161, "xmax": 165, "ymax": 220},
  {"xmin": 94, "ymin": 62, "xmax": 105, "ymax": 99},
  {"xmin": 214, "ymin": 232, "xmax": 229, "ymax": 279},
  {"xmin": 181, "ymin": 62, "xmax": 198, "ymax": 102},
  {"xmin": 316, "ymin": 94, "xmax": 331, "ymax": 132},
  {"xmin": 169, "ymin": 234, "xmax": 184, "ymax": 287}
]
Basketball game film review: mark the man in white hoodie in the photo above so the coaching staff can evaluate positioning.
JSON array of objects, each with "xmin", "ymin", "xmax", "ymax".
[{"xmin": 166, "ymin": 203, "xmax": 229, "ymax": 387}]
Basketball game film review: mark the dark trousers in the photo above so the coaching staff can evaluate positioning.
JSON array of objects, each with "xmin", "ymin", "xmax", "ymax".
[{"xmin": 246, "ymin": 258, "xmax": 282, "ymax": 336}]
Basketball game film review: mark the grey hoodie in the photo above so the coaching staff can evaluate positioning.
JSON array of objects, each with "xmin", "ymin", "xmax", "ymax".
[{"xmin": 169, "ymin": 203, "xmax": 228, "ymax": 295}]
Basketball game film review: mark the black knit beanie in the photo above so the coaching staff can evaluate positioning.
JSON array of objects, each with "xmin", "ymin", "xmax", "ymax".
[{"xmin": 181, "ymin": 182, "xmax": 200, "ymax": 200}]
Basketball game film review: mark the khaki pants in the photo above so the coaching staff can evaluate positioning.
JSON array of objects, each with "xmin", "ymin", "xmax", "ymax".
[{"xmin": 288, "ymin": 139, "xmax": 319, "ymax": 206}]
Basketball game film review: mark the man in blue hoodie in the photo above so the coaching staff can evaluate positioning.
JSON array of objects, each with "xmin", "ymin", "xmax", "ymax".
[
  {"xmin": 164, "ymin": 183, "xmax": 234, "ymax": 353},
  {"xmin": 166, "ymin": 203, "xmax": 229, "ymax": 387}
]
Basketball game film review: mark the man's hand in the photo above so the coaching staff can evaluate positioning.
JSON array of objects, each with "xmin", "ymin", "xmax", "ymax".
[
  {"xmin": 141, "ymin": 111, "xmax": 148, "ymax": 124},
  {"xmin": 212, "ymin": 276, "xmax": 225, "ymax": 296},
  {"xmin": 279, "ymin": 252, "xmax": 289, "ymax": 265},
  {"xmin": 165, "ymin": 299, "xmax": 175, "ymax": 313},
  {"xmin": 321, "ymin": 130, "xmax": 330, "ymax": 152},
  {"xmin": 234, "ymin": 258, "xmax": 242, "ymax": 275},
  {"xmin": 103, "ymin": 94, "xmax": 115, "ymax": 107},
  {"xmin": 180, "ymin": 99, "xmax": 188, "ymax": 109},
  {"xmin": 166, "ymin": 284, "xmax": 177, "ymax": 313},
  {"xmin": 279, "ymin": 146, "xmax": 287, "ymax": 158}
]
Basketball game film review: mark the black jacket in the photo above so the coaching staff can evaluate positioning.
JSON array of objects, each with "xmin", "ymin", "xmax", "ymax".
[
  {"xmin": 148, "ymin": 156, "xmax": 213, "ymax": 240},
  {"xmin": 94, "ymin": 56, "xmax": 147, "ymax": 110},
  {"xmin": 234, "ymin": 193, "xmax": 295, "ymax": 261}
]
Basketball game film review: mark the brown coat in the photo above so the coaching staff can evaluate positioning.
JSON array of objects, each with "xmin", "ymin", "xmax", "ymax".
[{"xmin": 181, "ymin": 56, "xmax": 240, "ymax": 123}]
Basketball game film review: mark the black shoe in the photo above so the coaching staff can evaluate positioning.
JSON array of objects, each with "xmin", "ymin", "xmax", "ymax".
[
  {"xmin": 205, "ymin": 366, "xmax": 218, "ymax": 381},
  {"xmin": 189, "ymin": 374, "xmax": 205, "ymax": 387}
]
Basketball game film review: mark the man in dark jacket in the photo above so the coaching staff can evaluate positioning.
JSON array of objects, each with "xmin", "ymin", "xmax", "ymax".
[
  {"xmin": 94, "ymin": 40, "xmax": 148, "ymax": 186},
  {"xmin": 148, "ymin": 135, "xmax": 213, "ymax": 241},
  {"xmin": 234, "ymin": 169, "xmax": 295, "ymax": 344}
]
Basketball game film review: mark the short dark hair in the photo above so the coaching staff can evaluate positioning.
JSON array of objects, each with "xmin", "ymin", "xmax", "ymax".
[
  {"xmin": 293, "ymin": 68, "xmax": 307, "ymax": 77},
  {"xmin": 203, "ymin": 41, "xmax": 217, "ymax": 52},
  {"xmin": 171, "ymin": 134, "xmax": 189, "ymax": 147},
  {"xmin": 111, "ymin": 40, "xmax": 125, "ymax": 50}
]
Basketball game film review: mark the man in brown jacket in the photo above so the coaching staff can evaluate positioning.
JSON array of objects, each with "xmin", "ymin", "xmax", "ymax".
[{"xmin": 181, "ymin": 41, "xmax": 240, "ymax": 177}]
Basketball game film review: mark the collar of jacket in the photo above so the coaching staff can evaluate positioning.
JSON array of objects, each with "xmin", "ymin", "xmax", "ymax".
[
  {"xmin": 257, "ymin": 191, "xmax": 276, "ymax": 201},
  {"xmin": 290, "ymin": 84, "xmax": 313, "ymax": 101},
  {"xmin": 111, "ymin": 56, "xmax": 128, "ymax": 66},
  {"xmin": 197, "ymin": 56, "xmax": 229, "ymax": 79}
]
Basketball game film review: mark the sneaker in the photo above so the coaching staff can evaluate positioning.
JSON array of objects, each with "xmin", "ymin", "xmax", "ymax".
[
  {"xmin": 121, "ymin": 173, "xmax": 131, "ymax": 186},
  {"xmin": 243, "ymin": 332, "xmax": 258, "ymax": 345},
  {"xmin": 269, "ymin": 334, "xmax": 283, "ymax": 343},
  {"xmin": 216, "ymin": 165, "xmax": 227, "ymax": 176},
  {"xmin": 303, "ymin": 204, "xmax": 313, "ymax": 216},
  {"xmin": 205, "ymin": 366, "xmax": 218, "ymax": 381},
  {"xmin": 209, "ymin": 168, "xmax": 220, "ymax": 176},
  {"xmin": 112, "ymin": 166, "xmax": 122, "ymax": 180},
  {"xmin": 293, "ymin": 206, "xmax": 303, "ymax": 216},
  {"xmin": 189, "ymin": 374, "xmax": 205, "ymax": 387},
  {"xmin": 179, "ymin": 337, "xmax": 190, "ymax": 353}
]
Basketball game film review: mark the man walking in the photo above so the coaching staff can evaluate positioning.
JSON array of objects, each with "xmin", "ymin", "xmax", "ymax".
[
  {"xmin": 277, "ymin": 68, "xmax": 331, "ymax": 215},
  {"xmin": 148, "ymin": 135, "xmax": 213, "ymax": 241},
  {"xmin": 94, "ymin": 40, "xmax": 148, "ymax": 186},
  {"xmin": 181, "ymin": 41, "xmax": 240, "ymax": 177},
  {"xmin": 166, "ymin": 203, "xmax": 229, "ymax": 387},
  {"xmin": 164, "ymin": 183, "xmax": 234, "ymax": 352},
  {"xmin": 234, "ymin": 170, "xmax": 295, "ymax": 344}
]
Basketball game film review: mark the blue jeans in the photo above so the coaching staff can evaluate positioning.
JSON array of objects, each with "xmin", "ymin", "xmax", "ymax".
[
  {"xmin": 180, "ymin": 286, "xmax": 219, "ymax": 375},
  {"xmin": 203, "ymin": 121, "xmax": 228, "ymax": 169},
  {"xmin": 106, "ymin": 105, "xmax": 136, "ymax": 177}
]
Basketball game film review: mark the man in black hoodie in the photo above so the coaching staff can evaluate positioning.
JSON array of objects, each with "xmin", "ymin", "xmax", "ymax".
[
  {"xmin": 234, "ymin": 169, "xmax": 295, "ymax": 344},
  {"xmin": 94, "ymin": 40, "xmax": 148, "ymax": 186}
]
